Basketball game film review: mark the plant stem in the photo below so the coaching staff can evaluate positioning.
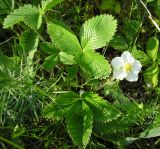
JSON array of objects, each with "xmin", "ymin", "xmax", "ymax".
[
  {"xmin": 0, "ymin": 136, "xmax": 24, "ymax": 149},
  {"xmin": 139, "ymin": 0, "xmax": 160, "ymax": 32}
]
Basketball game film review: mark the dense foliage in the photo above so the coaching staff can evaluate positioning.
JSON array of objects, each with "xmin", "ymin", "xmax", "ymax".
[{"xmin": 0, "ymin": 0, "xmax": 160, "ymax": 148}]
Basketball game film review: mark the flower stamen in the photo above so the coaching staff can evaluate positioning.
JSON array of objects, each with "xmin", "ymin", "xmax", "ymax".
[{"xmin": 124, "ymin": 63, "xmax": 132, "ymax": 73}]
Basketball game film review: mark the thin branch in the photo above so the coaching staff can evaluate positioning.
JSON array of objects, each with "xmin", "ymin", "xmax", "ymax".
[
  {"xmin": 139, "ymin": 0, "xmax": 160, "ymax": 32},
  {"xmin": 0, "ymin": 37, "xmax": 15, "ymax": 45}
]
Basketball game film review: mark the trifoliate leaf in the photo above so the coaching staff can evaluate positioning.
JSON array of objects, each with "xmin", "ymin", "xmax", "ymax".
[
  {"xmin": 80, "ymin": 14, "xmax": 117, "ymax": 49},
  {"xmin": 43, "ymin": 92, "xmax": 93, "ymax": 148},
  {"xmin": 43, "ymin": 91, "xmax": 119, "ymax": 148},
  {"xmin": 4, "ymin": 4, "xmax": 42, "ymax": 29}
]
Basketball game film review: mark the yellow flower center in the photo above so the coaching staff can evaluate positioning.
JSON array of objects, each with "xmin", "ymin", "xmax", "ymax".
[{"xmin": 124, "ymin": 63, "xmax": 132, "ymax": 73}]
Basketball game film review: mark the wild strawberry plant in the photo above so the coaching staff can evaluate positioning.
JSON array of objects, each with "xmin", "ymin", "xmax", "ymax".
[{"xmin": 0, "ymin": 0, "xmax": 160, "ymax": 149}]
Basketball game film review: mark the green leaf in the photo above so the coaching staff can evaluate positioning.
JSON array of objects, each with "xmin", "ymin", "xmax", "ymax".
[
  {"xmin": 153, "ymin": 1, "xmax": 160, "ymax": 18},
  {"xmin": 0, "ymin": 0, "xmax": 14, "ymax": 14},
  {"xmin": 43, "ymin": 92, "xmax": 93, "ymax": 148},
  {"xmin": 99, "ymin": 0, "xmax": 115, "ymax": 10},
  {"xmin": 43, "ymin": 92, "xmax": 120, "ymax": 148},
  {"xmin": 123, "ymin": 20, "xmax": 140, "ymax": 46},
  {"xmin": 43, "ymin": 54, "xmax": 59, "ymax": 71},
  {"xmin": 80, "ymin": 14, "xmax": 117, "ymax": 49},
  {"xmin": 41, "ymin": 0, "xmax": 64, "ymax": 12},
  {"xmin": 65, "ymin": 66, "xmax": 78, "ymax": 85},
  {"xmin": 40, "ymin": 42, "xmax": 59, "ymax": 55},
  {"xmin": 4, "ymin": 4, "xmax": 42, "ymax": 29},
  {"xmin": 83, "ymin": 92, "xmax": 120, "ymax": 123},
  {"xmin": 104, "ymin": 81, "xmax": 129, "ymax": 103},
  {"xmin": 43, "ymin": 92, "xmax": 80, "ymax": 120},
  {"xmin": 139, "ymin": 127, "xmax": 160, "ymax": 138},
  {"xmin": 77, "ymin": 49, "xmax": 111, "ymax": 79},
  {"xmin": 146, "ymin": 36, "xmax": 159, "ymax": 62},
  {"xmin": 144, "ymin": 63, "xmax": 159, "ymax": 88},
  {"xmin": 59, "ymin": 52, "xmax": 75, "ymax": 65},
  {"xmin": 47, "ymin": 21, "xmax": 82, "ymax": 56},
  {"xmin": 94, "ymin": 102, "xmax": 155, "ymax": 136},
  {"xmin": 19, "ymin": 30, "xmax": 39, "ymax": 61},
  {"xmin": 131, "ymin": 49, "xmax": 151, "ymax": 66},
  {"xmin": 110, "ymin": 35, "xmax": 128, "ymax": 51},
  {"xmin": 66, "ymin": 101, "xmax": 93, "ymax": 149},
  {"xmin": 40, "ymin": 42, "xmax": 60, "ymax": 71},
  {"xmin": 93, "ymin": 119, "xmax": 131, "ymax": 135},
  {"xmin": 98, "ymin": 0, "xmax": 121, "ymax": 13},
  {"xmin": 114, "ymin": 2, "xmax": 121, "ymax": 14},
  {"xmin": 81, "ymin": 102, "xmax": 93, "ymax": 147},
  {"xmin": 19, "ymin": 30, "xmax": 39, "ymax": 78}
]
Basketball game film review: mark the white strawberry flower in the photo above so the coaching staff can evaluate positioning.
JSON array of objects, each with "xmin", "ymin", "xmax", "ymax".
[{"xmin": 111, "ymin": 51, "xmax": 142, "ymax": 82}]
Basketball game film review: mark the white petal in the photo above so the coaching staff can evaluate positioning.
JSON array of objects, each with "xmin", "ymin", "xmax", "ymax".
[
  {"xmin": 111, "ymin": 57, "xmax": 124, "ymax": 69},
  {"xmin": 132, "ymin": 60, "xmax": 142, "ymax": 73},
  {"xmin": 121, "ymin": 51, "xmax": 134, "ymax": 63},
  {"xmin": 125, "ymin": 72, "xmax": 138, "ymax": 82},
  {"xmin": 113, "ymin": 69, "xmax": 127, "ymax": 80}
]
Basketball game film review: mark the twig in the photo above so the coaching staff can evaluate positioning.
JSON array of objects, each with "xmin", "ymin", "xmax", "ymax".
[
  {"xmin": 139, "ymin": 0, "xmax": 160, "ymax": 32},
  {"xmin": 0, "ymin": 37, "xmax": 15, "ymax": 45}
]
